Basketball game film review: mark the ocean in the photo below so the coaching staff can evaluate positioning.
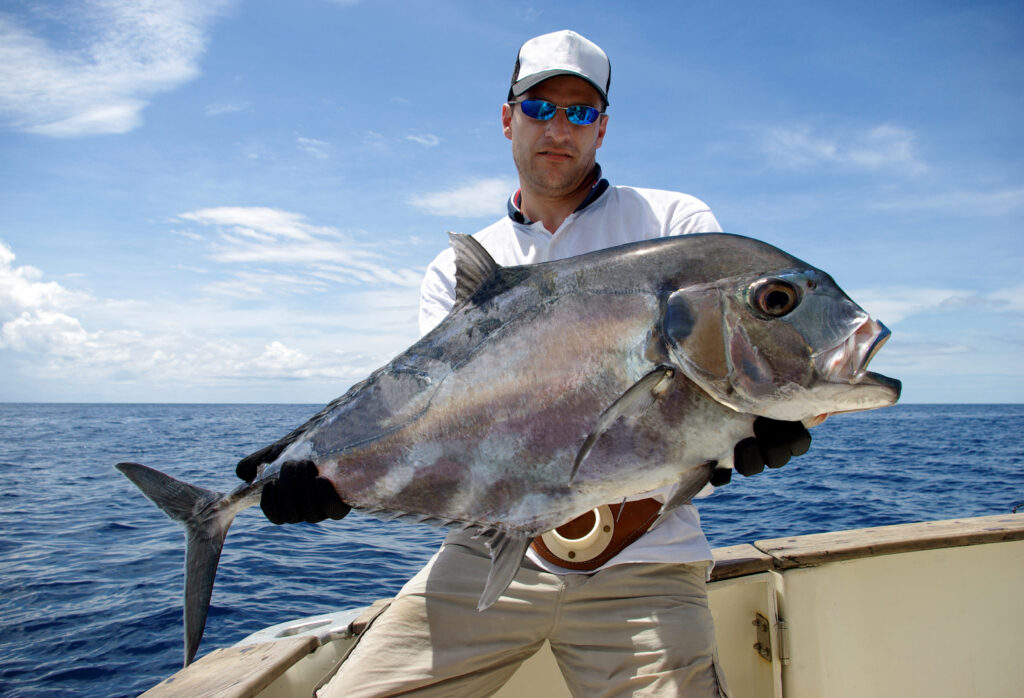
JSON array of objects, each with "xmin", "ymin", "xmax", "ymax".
[{"xmin": 0, "ymin": 403, "xmax": 1021, "ymax": 696}]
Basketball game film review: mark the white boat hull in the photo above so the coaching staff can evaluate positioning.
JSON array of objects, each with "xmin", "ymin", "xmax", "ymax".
[{"xmin": 142, "ymin": 514, "xmax": 1024, "ymax": 697}]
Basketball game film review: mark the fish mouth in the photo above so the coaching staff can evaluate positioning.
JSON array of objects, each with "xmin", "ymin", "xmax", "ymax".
[
  {"xmin": 795, "ymin": 318, "xmax": 902, "ymax": 427},
  {"xmin": 862, "ymin": 320, "xmax": 891, "ymax": 367},
  {"xmin": 812, "ymin": 317, "xmax": 902, "ymax": 410},
  {"xmin": 859, "ymin": 369, "xmax": 903, "ymax": 396},
  {"xmin": 802, "ymin": 315, "xmax": 901, "ymax": 419}
]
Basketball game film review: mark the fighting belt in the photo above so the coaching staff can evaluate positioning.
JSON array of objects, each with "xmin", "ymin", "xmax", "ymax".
[{"xmin": 530, "ymin": 497, "xmax": 663, "ymax": 571}]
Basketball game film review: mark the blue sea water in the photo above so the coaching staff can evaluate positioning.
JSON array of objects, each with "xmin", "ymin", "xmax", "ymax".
[{"xmin": 0, "ymin": 403, "xmax": 1021, "ymax": 697}]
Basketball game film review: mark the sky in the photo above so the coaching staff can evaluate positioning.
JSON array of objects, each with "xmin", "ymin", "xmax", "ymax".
[{"xmin": 0, "ymin": 0, "xmax": 1021, "ymax": 404}]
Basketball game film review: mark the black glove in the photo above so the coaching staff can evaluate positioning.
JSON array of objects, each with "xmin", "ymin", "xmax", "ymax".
[
  {"xmin": 710, "ymin": 418, "xmax": 812, "ymax": 486},
  {"xmin": 237, "ymin": 457, "xmax": 351, "ymax": 525},
  {"xmin": 733, "ymin": 417, "xmax": 812, "ymax": 479}
]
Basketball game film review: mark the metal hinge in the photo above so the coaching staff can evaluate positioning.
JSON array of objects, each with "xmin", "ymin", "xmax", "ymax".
[
  {"xmin": 752, "ymin": 613, "xmax": 791, "ymax": 665},
  {"xmin": 752, "ymin": 613, "xmax": 772, "ymax": 662}
]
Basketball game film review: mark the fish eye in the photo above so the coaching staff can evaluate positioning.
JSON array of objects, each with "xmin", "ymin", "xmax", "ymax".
[{"xmin": 750, "ymin": 278, "xmax": 800, "ymax": 317}]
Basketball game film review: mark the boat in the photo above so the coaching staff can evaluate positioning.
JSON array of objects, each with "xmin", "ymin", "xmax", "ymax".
[{"xmin": 140, "ymin": 512, "xmax": 1023, "ymax": 697}]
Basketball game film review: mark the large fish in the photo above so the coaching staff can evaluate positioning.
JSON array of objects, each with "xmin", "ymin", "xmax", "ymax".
[{"xmin": 117, "ymin": 232, "xmax": 900, "ymax": 665}]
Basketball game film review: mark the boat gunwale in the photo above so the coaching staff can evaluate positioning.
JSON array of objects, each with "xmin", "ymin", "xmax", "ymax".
[{"xmin": 711, "ymin": 512, "xmax": 1024, "ymax": 580}]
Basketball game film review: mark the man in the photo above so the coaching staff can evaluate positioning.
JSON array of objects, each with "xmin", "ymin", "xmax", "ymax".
[{"xmin": 244, "ymin": 30, "xmax": 810, "ymax": 697}]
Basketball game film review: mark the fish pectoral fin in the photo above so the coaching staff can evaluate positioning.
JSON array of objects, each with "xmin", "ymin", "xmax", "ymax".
[
  {"xmin": 570, "ymin": 367, "xmax": 675, "ymax": 483},
  {"xmin": 449, "ymin": 232, "xmax": 502, "ymax": 304},
  {"xmin": 650, "ymin": 461, "xmax": 717, "ymax": 529},
  {"xmin": 478, "ymin": 530, "xmax": 532, "ymax": 611}
]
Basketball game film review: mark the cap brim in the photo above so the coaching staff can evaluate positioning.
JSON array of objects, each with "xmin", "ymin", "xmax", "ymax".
[{"xmin": 511, "ymin": 70, "xmax": 608, "ymax": 102}]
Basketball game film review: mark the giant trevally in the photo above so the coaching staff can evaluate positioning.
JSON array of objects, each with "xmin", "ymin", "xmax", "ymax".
[{"xmin": 117, "ymin": 232, "xmax": 900, "ymax": 665}]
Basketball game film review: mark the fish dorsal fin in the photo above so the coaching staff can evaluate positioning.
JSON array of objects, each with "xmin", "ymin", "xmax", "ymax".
[
  {"xmin": 478, "ymin": 529, "xmax": 532, "ymax": 610},
  {"xmin": 570, "ymin": 367, "xmax": 676, "ymax": 482},
  {"xmin": 449, "ymin": 232, "xmax": 501, "ymax": 304}
]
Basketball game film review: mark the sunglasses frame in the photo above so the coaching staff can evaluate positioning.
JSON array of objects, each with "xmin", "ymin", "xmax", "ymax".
[{"xmin": 508, "ymin": 99, "xmax": 605, "ymax": 126}]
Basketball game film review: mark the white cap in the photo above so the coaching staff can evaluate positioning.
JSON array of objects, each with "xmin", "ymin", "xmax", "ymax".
[{"xmin": 510, "ymin": 30, "xmax": 610, "ymax": 104}]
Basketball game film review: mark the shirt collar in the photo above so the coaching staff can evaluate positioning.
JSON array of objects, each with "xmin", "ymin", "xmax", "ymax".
[{"xmin": 507, "ymin": 164, "xmax": 609, "ymax": 225}]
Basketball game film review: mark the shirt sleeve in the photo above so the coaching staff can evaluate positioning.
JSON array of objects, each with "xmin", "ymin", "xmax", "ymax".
[
  {"xmin": 418, "ymin": 247, "xmax": 458, "ymax": 337},
  {"xmin": 670, "ymin": 202, "xmax": 723, "ymax": 236}
]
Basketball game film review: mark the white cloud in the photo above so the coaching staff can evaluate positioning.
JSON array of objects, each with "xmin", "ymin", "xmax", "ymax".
[
  {"xmin": 0, "ymin": 1, "xmax": 231, "ymax": 137},
  {"xmin": 760, "ymin": 123, "xmax": 926, "ymax": 175},
  {"xmin": 406, "ymin": 134, "xmax": 441, "ymax": 147},
  {"xmin": 205, "ymin": 100, "xmax": 249, "ymax": 116},
  {"xmin": 850, "ymin": 285, "xmax": 1024, "ymax": 324},
  {"xmin": 868, "ymin": 335, "xmax": 975, "ymax": 380},
  {"xmin": 2, "ymin": 309, "xmax": 89, "ymax": 354},
  {"xmin": 0, "ymin": 235, "xmax": 420, "ymax": 394},
  {"xmin": 181, "ymin": 207, "xmax": 333, "ymax": 242},
  {"xmin": 297, "ymin": 136, "xmax": 330, "ymax": 159},
  {"xmin": 179, "ymin": 206, "xmax": 425, "ymax": 289},
  {"xmin": 199, "ymin": 270, "xmax": 330, "ymax": 298},
  {"xmin": 988, "ymin": 284, "xmax": 1024, "ymax": 312},
  {"xmin": 408, "ymin": 177, "xmax": 517, "ymax": 218},
  {"xmin": 0, "ymin": 238, "xmax": 111, "ymax": 362},
  {"xmin": 363, "ymin": 131, "xmax": 387, "ymax": 148},
  {"xmin": 869, "ymin": 186, "xmax": 1024, "ymax": 216},
  {"xmin": 0, "ymin": 239, "xmax": 92, "ymax": 326},
  {"xmin": 849, "ymin": 287, "xmax": 961, "ymax": 324}
]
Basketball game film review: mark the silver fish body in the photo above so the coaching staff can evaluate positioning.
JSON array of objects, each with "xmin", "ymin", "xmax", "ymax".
[{"xmin": 117, "ymin": 232, "xmax": 900, "ymax": 665}]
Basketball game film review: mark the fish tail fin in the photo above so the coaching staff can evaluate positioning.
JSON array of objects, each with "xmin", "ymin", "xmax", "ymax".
[{"xmin": 116, "ymin": 462, "xmax": 232, "ymax": 667}]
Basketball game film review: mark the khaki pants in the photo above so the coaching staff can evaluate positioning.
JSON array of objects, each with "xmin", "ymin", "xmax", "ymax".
[{"xmin": 320, "ymin": 530, "xmax": 729, "ymax": 697}]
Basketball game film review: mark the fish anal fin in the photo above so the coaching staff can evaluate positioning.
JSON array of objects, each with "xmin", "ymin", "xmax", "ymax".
[
  {"xmin": 449, "ymin": 232, "xmax": 501, "ymax": 304},
  {"xmin": 650, "ymin": 461, "xmax": 717, "ymax": 529},
  {"xmin": 570, "ymin": 367, "xmax": 675, "ymax": 483},
  {"xmin": 478, "ymin": 530, "xmax": 532, "ymax": 611}
]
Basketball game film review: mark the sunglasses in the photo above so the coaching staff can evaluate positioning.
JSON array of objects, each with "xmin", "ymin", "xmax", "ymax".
[{"xmin": 509, "ymin": 100, "xmax": 604, "ymax": 126}]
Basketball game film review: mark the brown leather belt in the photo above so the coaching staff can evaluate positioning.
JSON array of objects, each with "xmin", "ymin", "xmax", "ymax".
[{"xmin": 530, "ymin": 498, "xmax": 663, "ymax": 571}]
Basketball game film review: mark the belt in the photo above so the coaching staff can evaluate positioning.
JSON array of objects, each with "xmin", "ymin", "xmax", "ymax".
[{"xmin": 530, "ymin": 498, "xmax": 663, "ymax": 571}]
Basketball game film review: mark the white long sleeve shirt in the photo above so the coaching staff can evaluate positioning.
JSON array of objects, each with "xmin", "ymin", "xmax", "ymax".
[{"xmin": 419, "ymin": 174, "xmax": 723, "ymax": 574}]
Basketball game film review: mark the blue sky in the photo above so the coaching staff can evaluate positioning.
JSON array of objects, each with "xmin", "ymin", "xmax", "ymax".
[{"xmin": 1, "ymin": 0, "xmax": 1021, "ymax": 404}]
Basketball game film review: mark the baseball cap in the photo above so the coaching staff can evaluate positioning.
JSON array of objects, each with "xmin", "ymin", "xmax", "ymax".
[{"xmin": 509, "ymin": 30, "xmax": 610, "ymax": 104}]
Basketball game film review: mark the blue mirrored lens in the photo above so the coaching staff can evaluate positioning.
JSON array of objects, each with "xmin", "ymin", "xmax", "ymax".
[
  {"xmin": 565, "ymin": 105, "xmax": 600, "ymax": 125},
  {"xmin": 518, "ymin": 100, "xmax": 600, "ymax": 125},
  {"xmin": 520, "ymin": 100, "xmax": 557, "ymax": 120}
]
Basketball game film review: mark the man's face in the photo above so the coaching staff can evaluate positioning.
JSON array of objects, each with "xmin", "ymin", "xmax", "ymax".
[{"xmin": 502, "ymin": 75, "xmax": 608, "ymax": 200}]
